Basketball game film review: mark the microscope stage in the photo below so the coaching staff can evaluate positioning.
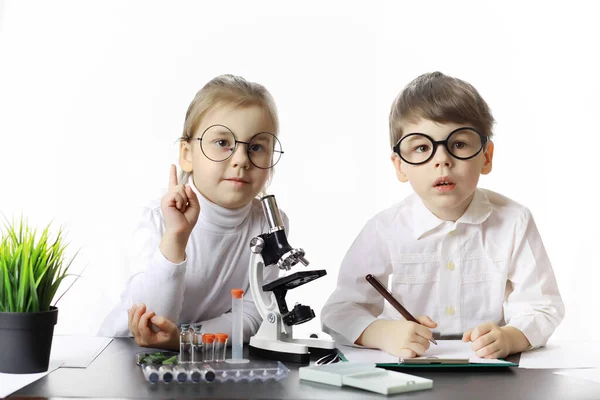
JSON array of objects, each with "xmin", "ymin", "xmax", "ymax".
[{"xmin": 263, "ymin": 270, "xmax": 327, "ymax": 291}]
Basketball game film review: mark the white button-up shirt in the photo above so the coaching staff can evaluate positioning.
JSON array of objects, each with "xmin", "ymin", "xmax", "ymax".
[{"xmin": 321, "ymin": 189, "xmax": 564, "ymax": 349}]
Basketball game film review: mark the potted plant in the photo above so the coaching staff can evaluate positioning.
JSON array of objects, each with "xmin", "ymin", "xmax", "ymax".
[{"xmin": 0, "ymin": 218, "xmax": 78, "ymax": 373}]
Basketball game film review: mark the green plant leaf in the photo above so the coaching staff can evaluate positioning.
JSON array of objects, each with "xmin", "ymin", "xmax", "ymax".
[{"xmin": 0, "ymin": 217, "xmax": 79, "ymax": 313}]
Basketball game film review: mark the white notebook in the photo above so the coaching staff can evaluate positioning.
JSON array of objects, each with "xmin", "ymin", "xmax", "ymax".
[{"xmin": 339, "ymin": 340, "xmax": 515, "ymax": 365}]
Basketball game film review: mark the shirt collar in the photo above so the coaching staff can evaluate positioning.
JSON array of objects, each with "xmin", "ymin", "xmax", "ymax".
[
  {"xmin": 456, "ymin": 188, "xmax": 494, "ymax": 226},
  {"xmin": 411, "ymin": 188, "xmax": 494, "ymax": 240},
  {"xmin": 410, "ymin": 194, "xmax": 444, "ymax": 240}
]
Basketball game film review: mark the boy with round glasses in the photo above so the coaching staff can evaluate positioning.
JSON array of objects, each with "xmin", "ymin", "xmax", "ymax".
[{"xmin": 322, "ymin": 72, "xmax": 564, "ymax": 359}]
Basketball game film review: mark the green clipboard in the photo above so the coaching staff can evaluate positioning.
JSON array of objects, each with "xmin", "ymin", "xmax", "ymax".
[{"xmin": 337, "ymin": 350, "xmax": 518, "ymax": 368}]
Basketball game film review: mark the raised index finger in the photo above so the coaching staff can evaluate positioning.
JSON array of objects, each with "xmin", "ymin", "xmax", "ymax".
[{"xmin": 169, "ymin": 164, "xmax": 178, "ymax": 189}]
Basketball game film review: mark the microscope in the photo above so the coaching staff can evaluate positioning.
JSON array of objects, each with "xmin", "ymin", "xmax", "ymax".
[{"xmin": 248, "ymin": 195, "xmax": 336, "ymax": 364}]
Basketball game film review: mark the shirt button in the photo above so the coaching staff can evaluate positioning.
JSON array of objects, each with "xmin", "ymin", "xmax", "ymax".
[
  {"xmin": 445, "ymin": 306, "xmax": 455, "ymax": 316},
  {"xmin": 449, "ymin": 230, "xmax": 456, "ymax": 236},
  {"xmin": 446, "ymin": 261, "xmax": 455, "ymax": 271}
]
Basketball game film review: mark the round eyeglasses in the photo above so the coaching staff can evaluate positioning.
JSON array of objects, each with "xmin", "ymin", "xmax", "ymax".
[
  {"xmin": 393, "ymin": 127, "xmax": 488, "ymax": 165},
  {"xmin": 187, "ymin": 124, "xmax": 283, "ymax": 169}
]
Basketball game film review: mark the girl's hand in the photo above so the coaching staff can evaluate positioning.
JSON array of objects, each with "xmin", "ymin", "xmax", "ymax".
[
  {"xmin": 359, "ymin": 316, "xmax": 438, "ymax": 358},
  {"xmin": 161, "ymin": 164, "xmax": 200, "ymax": 236},
  {"xmin": 159, "ymin": 165, "xmax": 200, "ymax": 262},
  {"xmin": 127, "ymin": 304, "xmax": 179, "ymax": 350}
]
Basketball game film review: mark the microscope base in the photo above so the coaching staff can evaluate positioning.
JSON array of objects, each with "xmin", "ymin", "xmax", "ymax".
[
  {"xmin": 249, "ymin": 337, "xmax": 310, "ymax": 364},
  {"xmin": 249, "ymin": 336, "xmax": 336, "ymax": 364},
  {"xmin": 249, "ymin": 344, "xmax": 310, "ymax": 364},
  {"xmin": 287, "ymin": 337, "xmax": 336, "ymax": 350}
]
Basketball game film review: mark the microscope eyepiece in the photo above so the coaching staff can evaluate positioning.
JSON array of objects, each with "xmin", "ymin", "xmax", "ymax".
[
  {"xmin": 257, "ymin": 195, "xmax": 310, "ymax": 269},
  {"xmin": 260, "ymin": 195, "xmax": 285, "ymax": 233}
]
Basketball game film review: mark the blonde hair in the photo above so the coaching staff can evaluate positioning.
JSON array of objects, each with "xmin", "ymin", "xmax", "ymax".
[
  {"xmin": 178, "ymin": 74, "xmax": 279, "ymax": 193},
  {"xmin": 389, "ymin": 72, "xmax": 495, "ymax": 149}
]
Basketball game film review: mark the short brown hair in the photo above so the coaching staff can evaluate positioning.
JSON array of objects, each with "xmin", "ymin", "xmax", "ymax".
[{"xmin": 389, "ymin": 72, "xmax": 495, "ymax": 148}]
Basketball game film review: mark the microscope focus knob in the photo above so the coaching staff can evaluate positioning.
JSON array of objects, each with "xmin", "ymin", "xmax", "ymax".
[
  {"xmin": 277, "ymin": 248, "xmax": 309, "ymax": 270},
  {"xmin": 250, "ymin": 236, "xmax": 265, "ymax": 254},
  {"xmin": 283, "ymin": 303, "xmax": 315, "ymax": 326}
]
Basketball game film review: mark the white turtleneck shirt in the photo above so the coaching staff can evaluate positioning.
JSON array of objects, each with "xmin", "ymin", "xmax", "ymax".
[{"xmin": 98, "ymin": 184, "xmax": 287, "ymax": 341}]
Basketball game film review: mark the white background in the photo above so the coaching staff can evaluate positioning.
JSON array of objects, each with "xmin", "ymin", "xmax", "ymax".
[{"xmin": 0, "ymin": 1, "xmax": 598, "ymax": 339}]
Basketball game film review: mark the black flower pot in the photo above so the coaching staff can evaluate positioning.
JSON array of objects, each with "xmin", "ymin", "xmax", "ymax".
[{"xmin": 0, "ymin": 306, "xmax": 58, "ymax": 373}]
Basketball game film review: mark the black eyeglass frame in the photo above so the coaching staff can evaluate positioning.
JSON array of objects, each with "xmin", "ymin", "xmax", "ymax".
[
  {"xmin": 393, "ymin": 127, "xmax": 488, "ymax": 166},
  {"xmin": 185, "ymin": 124, "xmax": 284, "ymax": 169}
]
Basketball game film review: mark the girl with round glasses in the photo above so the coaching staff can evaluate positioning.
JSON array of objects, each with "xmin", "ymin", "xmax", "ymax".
[{"xmin": 99, "ymin": 75, "xmax": 288, "ymax": 350}]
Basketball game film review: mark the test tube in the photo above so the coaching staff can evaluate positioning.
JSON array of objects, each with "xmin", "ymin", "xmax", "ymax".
[
  {"xmin": 158, "ymin": 365, "xmax": 174, "ymax": 383},
  {"xmin": 189, "ymin": 365, "xmax": 202, "ymax": 383},
  {"xmin": 173, "ymin": 365, "xmax": 188, "ymax": 383},
  {"xmin": 201, "ymin": 364, "xmax": 216, "ymax": 382},
  {"xmin": 179, "ymin": 323, "xmax": 191, "ymax": 363},
  {"xmin": 215, "ymin": 333, "xmax": 228, "ymax": 361},
  {"xmin": 203, "ymin": 334, "xmax": 215, "ymax": 361},
  {"xmin": 229, "ymin": 288, "xmax": 245, "ymax": 362},
  {"xmin": 191, "ymin": 324, "xmax": 203, "ymax": 363},
  {"xmin": 142, "ymin": 364, "xmax": 160, "ymax": 383}
]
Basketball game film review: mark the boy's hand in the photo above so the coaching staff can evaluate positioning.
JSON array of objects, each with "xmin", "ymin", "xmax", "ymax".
[
  {"xmin": 159, "ymin": 164, "xmax": 200, "ymax": 263},
  {"xmin": 462, "ymin": 322, "xmax": 511, "ymax": 359},
  {"xmin": 128, "ymin": 303, "xmax": 179, "ymax": 350},
  {"xmin": 359, "ymin": 316, "xmax": 437, "ymax": 358},
  {"xmin": 463, "ymin": 323, "xmax": 531, "ymax": 358}
]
